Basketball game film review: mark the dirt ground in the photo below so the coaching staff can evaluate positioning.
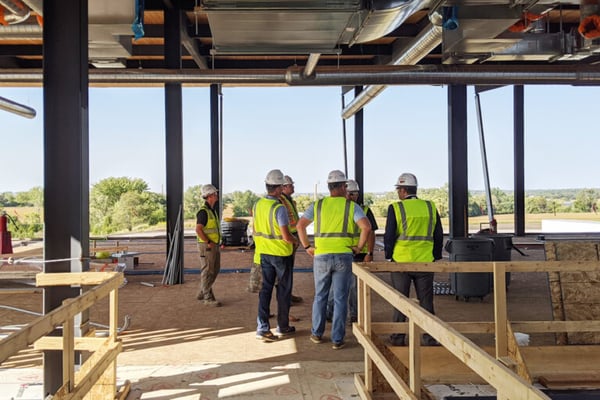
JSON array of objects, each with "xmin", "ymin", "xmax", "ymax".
[{"xmin": 0, "ymin": 236, "xmax": 552, "ymax": 370}]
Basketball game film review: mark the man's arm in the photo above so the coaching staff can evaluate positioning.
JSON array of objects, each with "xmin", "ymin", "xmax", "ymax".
[
  {"xmin": 383, "ymin": 204, "xmax": 396, "ymax": 260},
  {"xmin": 354, "ymin": 217, "xmax": 371, "ymax": 252},
  {"xmin": 432, "ymin": 212, "xmax": 443, "ymax": 260},
  {"xmin": 195, "ymin": 209, "xmax": 214, "ymax": 248}
]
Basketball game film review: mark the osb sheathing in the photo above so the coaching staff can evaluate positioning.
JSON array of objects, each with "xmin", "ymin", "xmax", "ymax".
[{"xmin": 545, "ymin": 241, "xmax": 600, "ymax": 344}]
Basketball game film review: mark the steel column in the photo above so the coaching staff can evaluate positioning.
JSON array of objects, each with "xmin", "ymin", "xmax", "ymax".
[
  {"xmin": 42, "ymin": 0, "xmax": 89, "ymax": 393},
  {"xmin": 448, "ymin": 85, "xmax": 469, "ymax": 238},
  {"xmin": 164, "ymin": 1, "xmax": 184, "ymax": 283},
  {"xmin": 210, "ymin": 84, "xmax": 221, "ymax": 192},
  {"xmin": 354, "ymin": 86, "xmax": 364, "ymax": 204},
  {"xmin": 513, "ymin": 85, "xmax": 525, "ymax": 236}
]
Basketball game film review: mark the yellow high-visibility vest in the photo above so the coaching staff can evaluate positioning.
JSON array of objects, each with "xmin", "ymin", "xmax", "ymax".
[
  {"xmin": 313, "ymin": 197, "xmax": 357, "ymax": 255},
  {"xmin": 391, "ymin": 199, "xmax": 436, "ymax": 262},
  {"xmin": 197, "ymin": 204, "xmax": 221, "ymax": 244},
  {"xmin": 253, "ymin": 198, "xmax": 293, "ymax": 257}
]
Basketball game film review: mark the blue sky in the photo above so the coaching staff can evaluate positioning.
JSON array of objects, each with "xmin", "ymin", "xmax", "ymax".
[{"xmin": 1, "ymin": 84, "xmax": 598, "ymax": 195}]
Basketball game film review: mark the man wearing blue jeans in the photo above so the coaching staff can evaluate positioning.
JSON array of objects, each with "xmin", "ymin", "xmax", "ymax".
[
  {"xmin": 297, "ymin": 170, "xmax": 371, "ymax": 350},
  {"xmin": 326, "ymin": 179, "xmax": 378, "ymax": 323},
  {"xmin": 253, "ymin": 169, "xmax": 298, "ymax": 342}
]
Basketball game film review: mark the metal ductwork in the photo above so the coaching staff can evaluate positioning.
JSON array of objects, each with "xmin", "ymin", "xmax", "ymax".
[
  {"xmin": 20, "ymin": 0, "xmax": 41, "ymax": 16},
  {"xmin": 342, "ymin": 21, "xmax": 442, "ymax": 119},
  {"xmin": 348, "ymin": 0, "xmax": 430, "ymax": 45},
  {"xmin": 0, "ymin": 95, "xmax": 36, "ymax": 118},
  {"xmin": 0, "ymin": 0, "xmax": 30, "ymax": 24},
  {"xmin": 203, "ymin": 0, "xmax": 429, "ymax": 54}
]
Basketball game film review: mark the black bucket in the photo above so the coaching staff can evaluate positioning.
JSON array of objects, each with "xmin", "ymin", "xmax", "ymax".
[
  {"xmin": 221, "ymin": 219, "xmax": 249, "ymax": 246},
  {"xmin": 445, "ymin": 237, "xmax": 494, "ymax": 301},
  {"xmin": 444, "ymin": 237, "xmax": 494, "ymax": 262},
  {"xmin": 473, "ymin": 232, "xmax": 513, "ymax": 287}
]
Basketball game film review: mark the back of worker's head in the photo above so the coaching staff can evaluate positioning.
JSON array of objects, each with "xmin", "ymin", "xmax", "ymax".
[
  {"xmin": 327, "ymin": 169, "xmax": 347, "ymax": 191},
  {"xmin": 395, "ymin": 173, "xmax": 418, "ymax": 195},
  {"xmin": 265, "ymin": 169, "xmax": 285, "ymax": 192}
]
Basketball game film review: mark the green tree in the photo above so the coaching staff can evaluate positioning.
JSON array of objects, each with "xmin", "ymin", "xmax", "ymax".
[
  {"xmin": 229, "ymin": 190, "xmax": 260, "ymax": 217},
  {"xmin": 370, "ymin": 191, "xmax": 398, "ymax": 218},
  {"xmin": 111, "ymin": 191, "xmax": 165, "ymax": 231},
  {"xmin": 526, "ymin": 196, "xmax": 549, "ymax": 214},
  {"xmin": 492, "ymin": 188, "xmax": 514, "ymax": 214},
  {"xmin": 89, "ymin": 177, "xmax": 158, "ymax": 234},
  {"xmin": 420, "ymin": 184, "xmax": 449, "ymax": 218},
  {"xmin": 184, "ymin": 185, "xmax": 204, "ymax": 219},
  {"xmin": 574, "ymin": 189, "xmax": 599, "ymax": 212},
  {"xmin": 14, "ymin": 187, "xmax": 43, "ymax": 207},
  {"xmin": 294, "ymin": 194, "xmax": 313, "ymax": 213}
]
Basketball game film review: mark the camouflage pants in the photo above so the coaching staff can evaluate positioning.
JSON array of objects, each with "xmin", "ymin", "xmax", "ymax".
[{"xmin": 247, "ymin": 263, "xmax": 262, "ymax": 293}]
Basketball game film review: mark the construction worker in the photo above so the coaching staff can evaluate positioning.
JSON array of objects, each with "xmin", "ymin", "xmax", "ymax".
[
  {"xmin": 248, "ymin": 175, "xmax": 302, "ymax": 304},
  {"xmin": 253, "ymin": 169, "xmax": 298, "ymax": 342},
  {"xmin": 326, "ymin": 179, "xmax": 377, "ymax": 323},
  {"xmin": 279, "ymin": 175, "xmax": 303, "ymax": 304},
  {"xmin": 297, "ymin": 170, "xmax": 371, "ymax": 350},
  {"xmin": 384, "ymin": 173, "xmax": 443, "ymax": 346},
  {"xmin": 195, "ymin": 184, "xmax": 222, "ymax": 307}
]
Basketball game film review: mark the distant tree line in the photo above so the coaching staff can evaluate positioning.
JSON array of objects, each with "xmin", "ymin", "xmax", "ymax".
[{"xmin": 1, "ymin": 178, "xmax": 599, "ymax": 238}]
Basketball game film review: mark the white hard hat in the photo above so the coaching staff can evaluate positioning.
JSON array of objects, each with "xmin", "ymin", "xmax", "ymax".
[
  {"xmin": 346, "ymin": 179, "xmax": 360, "ymax": 192},
  {"xmin": 283, "ymin": 175, "xmax": 294, "ymax": 185},
  {"xmin": 265, "ymin": 169, "xmax": 286, "ymax": 185},
  {"xmin": 201, "ymin": 184, "xmax": 218, "ymax": 197},
  {"xmin": 327, "ymin": 169, "xmax": 347, "ymax": 183},
  {"xmin": 395, "ymin": 173, "xmax": 418, "ymax": 187}
]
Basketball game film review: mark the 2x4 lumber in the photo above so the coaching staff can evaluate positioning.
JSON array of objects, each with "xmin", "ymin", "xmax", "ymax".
[
  {"xmin": 0, "ymin": 273, "xmax": 122, "ymax": 363},
  {"xmin": 409, "ymin": 320, "xmax": 422, "ymax": 398},
  {"xmin": 354, "ymin": 265, "xmax": 550, "ymax": 400},
  {"xmin": 52, "ymin": 339, "xmax": 121, "ymax": 399},
  {"xmin": 363, "ymin": 260, "xmax": 600, "ymax": 273},
  {"xmin": 506, "ymin": 322, "xmax": 532, "ymax": 383},
  {"xmin": 354, "ymin": 325, "xmax": 419, "ymax": 400},
  {"xmin": 34, "ymin": 336, "xmax": 107, "ymax": 351},
  {"xmin": 117, "ymin": 380, "xmax": 131, "ymax": 400},
  {"xmin": 372, "ymin": 320, "xmax": 600, "ymax": 335},
  {"xmin": 36, "ymin": 271, "xmax": 122, "ymax": 287},
  {"xmin": 493, "ymin": 263, "xmax": 508, "ymax": 359},
  {"xmin": 62, "ymin": 306, "xmax": 74, "ymax": 392}
]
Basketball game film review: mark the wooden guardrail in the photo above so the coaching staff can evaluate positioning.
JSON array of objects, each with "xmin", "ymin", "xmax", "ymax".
[
  {"xmin": 352, "ymin": 260, "xmax": 600, "ymax": 400},
  {"xmin": 0, "ymin": 271, "xmax": 124, "ymax": 399}
]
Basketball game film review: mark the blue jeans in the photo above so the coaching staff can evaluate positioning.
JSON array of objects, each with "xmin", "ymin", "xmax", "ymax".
[
  {"xmin": 257, "ymin": 254, "xmax": 293, "ymax": 334},
  {"xmin": 312, "ymin": 253, "xmax": 353, "ymax": 344},
  {"xmin": 326, "ymin": 253, "xmax": 364, "ymax": 321}
]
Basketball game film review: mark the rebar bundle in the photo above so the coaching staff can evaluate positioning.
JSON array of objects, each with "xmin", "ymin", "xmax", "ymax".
[{"xmin": 162, "ymin": 205, "xmax": 184, "ymax": 285}]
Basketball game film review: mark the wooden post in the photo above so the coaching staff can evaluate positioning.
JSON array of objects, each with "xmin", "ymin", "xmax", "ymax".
[
  {"xmin": 494, "ymin": 262, "xmax": 508, "ymax": 359},
  {"xmin": 409, "ymin": 319, "xmax": 422, "ymax": 399}
]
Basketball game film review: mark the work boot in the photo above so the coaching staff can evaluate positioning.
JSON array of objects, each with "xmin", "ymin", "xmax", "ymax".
[{"xmin": 202, "ymin": 299, "xmax": 221, "ymax": 307}]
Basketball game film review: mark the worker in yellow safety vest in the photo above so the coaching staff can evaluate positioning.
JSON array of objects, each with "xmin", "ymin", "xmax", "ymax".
[
  {"xmin": 297, "ymin": 170, "xmax": 371, "ymax": 350},
  {"xmin": 253, "ymin": 169, "xmax": 298, "ymax": 342},
  {"xmin": 195, "ymin": 184, "xmax": 222, "ymax": 307},
  {"xmin": 326, "ymin": 179, "xmax": 378, "ymax": 324},
  {"xmin": 384, "ymin": 173, "xmax": 443, "ymax": 346}
]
